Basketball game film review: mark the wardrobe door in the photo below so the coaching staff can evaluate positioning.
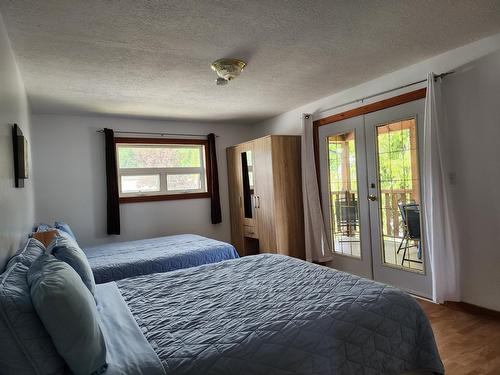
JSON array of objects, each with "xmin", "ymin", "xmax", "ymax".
[
  {"xmin": 226, "ymin": 146, "xmax": 245, "ymax": 255},
  {"xmin": 271, "ymin": 136, "xmax": 305, "ymax": 259},
  {"xmin": 253, "ymin": 137, "xmax": 277, "ymax": 252}
]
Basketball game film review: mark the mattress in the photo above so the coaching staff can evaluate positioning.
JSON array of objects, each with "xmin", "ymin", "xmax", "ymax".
[
  {"xmin": 84, "ymin": 234, "xmax": 239, "ymax": 283},
  {"xmin": 114, "ymin": 254, "xmax": 444, "ymax": 375}
]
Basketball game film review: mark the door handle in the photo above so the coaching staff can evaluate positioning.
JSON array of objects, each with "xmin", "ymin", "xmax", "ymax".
[
  {"xmin": 257, "ymin": 195, "xmax": 261, "ymax": 208},
  {"xmin": 368, "ymin": 194, "xmax": 377, "ymax": 201}
]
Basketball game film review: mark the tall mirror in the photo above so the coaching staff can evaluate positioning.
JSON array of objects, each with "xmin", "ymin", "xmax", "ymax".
[{"xmin": 241, "ymin": 150, "xmax": 254, "ymax": 218}]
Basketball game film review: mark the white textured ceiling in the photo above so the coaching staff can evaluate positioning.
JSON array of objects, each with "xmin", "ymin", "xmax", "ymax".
[{"xmin": 1, "ymin": 1, "xmax": 500, "ymax": 123}]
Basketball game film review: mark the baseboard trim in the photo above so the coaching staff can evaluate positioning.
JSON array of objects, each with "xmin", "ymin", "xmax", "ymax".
[{"xmin": 443, "ymin": 301, "xmax": 500, "ymax": 319}]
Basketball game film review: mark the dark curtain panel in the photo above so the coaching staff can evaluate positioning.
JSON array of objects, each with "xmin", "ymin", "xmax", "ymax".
[
  {"xmin": 207, "ymin": 133, "xmax": 222, "ymax": 224},
  {"xmin": 104, "ymin": 128, "xmax": 120, "ymax": 234}
]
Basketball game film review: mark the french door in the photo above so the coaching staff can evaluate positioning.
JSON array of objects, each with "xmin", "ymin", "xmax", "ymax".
[{"xmin": 318, "ymin": 98, "xmax": 432, "ymax": 298}]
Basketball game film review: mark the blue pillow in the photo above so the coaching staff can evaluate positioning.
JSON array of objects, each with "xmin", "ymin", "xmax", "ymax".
[
  {"xmin": 48, "ymin": 236, "xmax": 96, "ymax": 295},
  {"xmin": 56, "ymin": 228, "xmax": 78, "ymax": 245},
  {"xmin": 54, "ymin": 221, "xmax": 77, "ymax": 241},
  {"xmin": 6, "ymin": 238, "xmax": 45, "ymax": 269},
  {"xmin": 0, "ymin": 253, "xmax": 65, "ymax": 374},
  {"xmin": 28, "ymin": 254, "xmax": 107, "ymax": 375},
  {"xmin": 35, "ymin": 223, "xmax": 53, "ymax": 232}
]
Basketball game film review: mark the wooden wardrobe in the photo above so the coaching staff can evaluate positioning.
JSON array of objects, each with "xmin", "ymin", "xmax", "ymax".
[{"xmin": 227, "ymin": 135, "xmax": 305, "ymax": 259}]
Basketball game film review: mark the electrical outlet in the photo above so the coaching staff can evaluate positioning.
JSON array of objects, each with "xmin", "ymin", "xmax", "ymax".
[{"xmin": 448, "ymin": 172, "xmax": 457, "ymax": 185}]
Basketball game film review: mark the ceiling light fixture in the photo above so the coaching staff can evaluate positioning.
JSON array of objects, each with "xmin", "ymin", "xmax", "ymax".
[{"xmin": 211, "ymin": 58, "xmax": 247, "ymax": 86}]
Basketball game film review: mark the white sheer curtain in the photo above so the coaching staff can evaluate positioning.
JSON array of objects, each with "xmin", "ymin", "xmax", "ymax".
[
  {"xmin": 422, "ymin": 73, "xmax": 460, "ymax": 303},
  {"xmin": 301, "ymin": 114, "xmax": 333, "ymax": 262}
]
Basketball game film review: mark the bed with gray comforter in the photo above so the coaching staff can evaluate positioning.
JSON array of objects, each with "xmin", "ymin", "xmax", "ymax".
[{"xmin": 105, "ymin": 254, "xmax": 444, "ymax": 375}]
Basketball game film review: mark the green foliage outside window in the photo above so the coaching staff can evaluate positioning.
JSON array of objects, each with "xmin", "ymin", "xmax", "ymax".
[
  {"xmin": 377, "ymin": 129, "xmax": 412, "ymax": 190},
  {"xmin": 118, "ymin": 146, "xmax": 201, "ymax": 169},
  {"xmin": 328, "ymin": 128, "xmax": 414, "ymax": 193}
]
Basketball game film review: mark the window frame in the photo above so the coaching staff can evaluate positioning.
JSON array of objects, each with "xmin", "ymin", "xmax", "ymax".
[{"xmin": 115, "ymin": 137, "xmax": 211, "ymax": 204}]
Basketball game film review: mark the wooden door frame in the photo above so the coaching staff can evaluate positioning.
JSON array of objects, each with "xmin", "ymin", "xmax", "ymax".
[{"xmin": 313, "ymin": 88, "xmax": 427, "ymax": 189}]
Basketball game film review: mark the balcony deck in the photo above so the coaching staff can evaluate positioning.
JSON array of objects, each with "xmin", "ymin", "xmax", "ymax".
[
  {"xmin": 332, "ymin": 236, "xmax": 423, "ymax": 272},
  {"xmin": 330, "ymin": 188, "xmax": 423, "ymax": 272}
]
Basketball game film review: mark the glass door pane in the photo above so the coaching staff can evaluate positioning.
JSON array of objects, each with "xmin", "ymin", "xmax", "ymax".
[
  {"xmin": 318, "ymin": 116, "xmax": 372, "ymax": 279},
  {"xmin": 376, "ymin": 118, "xmax": 423, "ymax": 272},
  {"xmin": 365, "ymin": 98, "xmax": 432, "ymax": 298},
  {"xmin": 327, "ymin": 131, "xmax": 361, "ymax": 258}
]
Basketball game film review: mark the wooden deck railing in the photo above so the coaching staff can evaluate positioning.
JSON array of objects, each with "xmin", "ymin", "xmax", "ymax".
[
  {"xmin": 380, "ymin": 189, "xmax": 415, "ymax": 238},
  {"xmin": 330, "ymin": 189, "xmax": 416, "ymax": 238}
]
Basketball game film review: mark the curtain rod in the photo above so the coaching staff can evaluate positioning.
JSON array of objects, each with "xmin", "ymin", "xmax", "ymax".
[
  {"xmin": 318, "ymin": 71, "xmax": 454, "ymax": 115},
  {"xmin": 96, "ymin": 129, "xmax": 218, "ymax": 137}
]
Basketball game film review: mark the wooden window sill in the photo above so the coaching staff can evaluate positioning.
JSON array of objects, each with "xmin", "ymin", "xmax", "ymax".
[{"xmin": 119, "ymin": 192, "xmax": 210, "ymax": 204}]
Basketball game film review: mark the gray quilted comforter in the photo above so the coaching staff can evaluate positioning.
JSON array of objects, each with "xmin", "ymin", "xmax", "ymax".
[{"xmin": 117, "ymin": 254, "xmax": 443, "ymax": 375}]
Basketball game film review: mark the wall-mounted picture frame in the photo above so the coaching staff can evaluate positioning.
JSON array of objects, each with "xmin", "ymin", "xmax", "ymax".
[{"xmin": 12, "ymin": 123, "xmax": 28, "ymax": 188}]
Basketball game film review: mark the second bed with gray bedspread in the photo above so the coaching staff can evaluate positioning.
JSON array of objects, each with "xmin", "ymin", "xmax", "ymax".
[{"xmin": 117, "ymin": 254, "xmax": 444, "ymax": 375}]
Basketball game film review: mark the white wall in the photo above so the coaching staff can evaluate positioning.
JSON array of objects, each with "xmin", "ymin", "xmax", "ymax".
[
  {"xmin": 443, "ymin": 51, "xmax": 500, "ymax": 312},
  {"xmin": 249, "ymin": 33, "xmax": 500, "ymax": 311},
  {"xmin": 31, "ymin": 114, "xmax": 253, "ymax": 247},
  {"xmin": 0, "ymin": 14, "xmax": 35, "ymax": 270}
]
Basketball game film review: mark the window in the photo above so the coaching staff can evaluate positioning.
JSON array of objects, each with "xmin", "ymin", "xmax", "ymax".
[{"xmin": 115, "ymin": 138, "xmax": 210, "ymax": 203}]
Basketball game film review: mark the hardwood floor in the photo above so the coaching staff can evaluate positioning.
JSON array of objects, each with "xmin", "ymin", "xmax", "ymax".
[{"xmin": 417, "ymin": 299, "xmax": 500, "ymax": 374}]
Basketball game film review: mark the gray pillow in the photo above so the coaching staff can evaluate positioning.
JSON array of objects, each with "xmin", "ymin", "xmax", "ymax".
[
  {"xmin": 0, "ymin": 253, "xmax": 66, "ymax": 375},
  {"xmin": 28, "ymin": 254, "xmax": 108, "ymax": 375},
  {"xmin": 48, "ymin": 235, "xmax": 96, "ymax": 295}
]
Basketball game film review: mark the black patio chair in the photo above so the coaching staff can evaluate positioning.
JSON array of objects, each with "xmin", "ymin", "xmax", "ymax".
[
  {"xmin": 334, "ymin": 192, "xmax": 358, "ymax": 237},
  {"xmin": 397, "ymin": 203, "xmax": 422, "ymax": 266}
]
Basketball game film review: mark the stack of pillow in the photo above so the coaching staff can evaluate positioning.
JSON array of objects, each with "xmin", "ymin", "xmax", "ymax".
[
  {"xmin": 33, "ymin": 221, "xmax": 78, "ymax": 245},
  {"xmin": 0, "ymin": 222, "xmax": 108, "ymax": 375}
]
